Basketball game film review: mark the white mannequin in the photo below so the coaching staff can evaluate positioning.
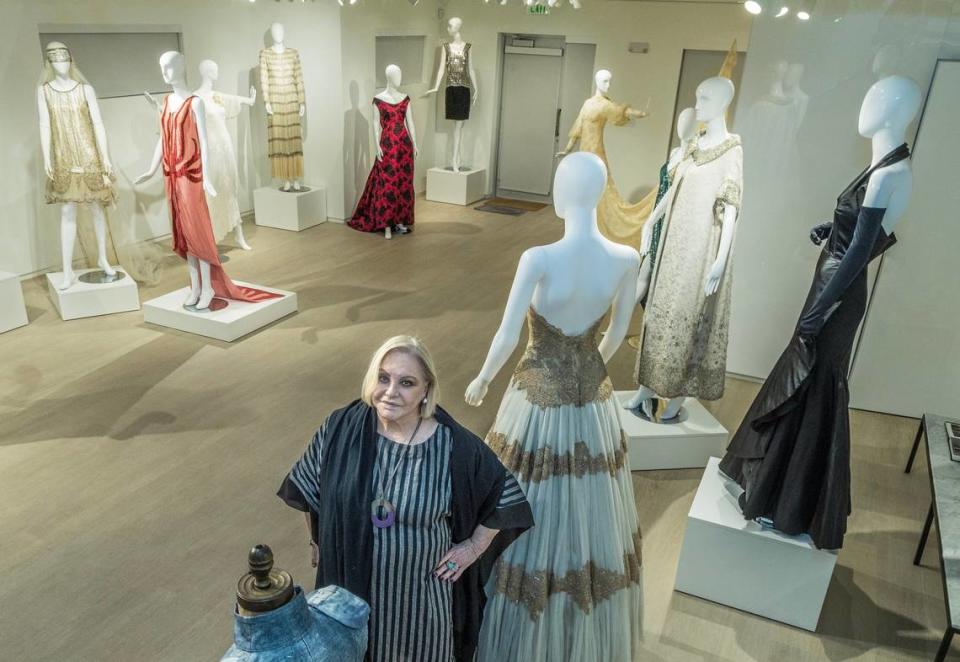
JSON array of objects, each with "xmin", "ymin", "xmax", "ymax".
[
  {"xmin": 857, "ymin": 75, "xmax": 918, "ymax": 229},
  {"xmin": 634, "ymin": 106, "xmax": 697, "ymax": 304},
  {"xmin": 555, "ymin": 69, "xmax": 648, "ymax": 158},
  {"xmin": 627, "ymin": 77, "xmax": 738, "ymax": 421},
  {"xmin": 195, "ymin": 59, "xmax": 256, "ymax": 250},
  {"xmin": 264, "ymin": 22, "xmax": 306, "ymax": 192},
  {"xmin": 37, "ymin": 42, "xmax": 117, "ymax": 290},
  {"xmin": 465, "ymin": 152, "xmax": 640, "ymax": 406},
  {"xmin": 375, "ymin": 64, "xmax": 419, "ymax": 240},
  {"xmin": 423, "ymin": 17, "xmax": 478, "ymax": 173},
  {"xmin": 134, "ymin": 51, "xmax": 219, "ymax": 310}
]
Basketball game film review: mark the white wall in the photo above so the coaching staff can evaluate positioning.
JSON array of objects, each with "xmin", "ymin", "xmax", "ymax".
[
  {"xmin": 726, "ymin": 0, "xmax": 960, "ymax": 380},
  {"xmin": 432, "ymin": 0, "xmax": 753, "ymax": 197},
  {"xmin": 0, "ymin": 0, "xmax": 344, "ymax": 277}
]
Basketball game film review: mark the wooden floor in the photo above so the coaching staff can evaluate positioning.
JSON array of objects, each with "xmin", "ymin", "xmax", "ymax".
[{"xmin": 0, "ymin": 198, "xmax": 946, "ymax": 661}]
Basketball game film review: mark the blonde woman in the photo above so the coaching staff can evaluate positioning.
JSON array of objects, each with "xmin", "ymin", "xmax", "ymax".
[{"xmin": 278, "ymin": 336, "xmax": 532, "ymax": 662}]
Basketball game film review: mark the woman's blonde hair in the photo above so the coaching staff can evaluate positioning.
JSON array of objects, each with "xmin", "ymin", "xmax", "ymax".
[{"xmin": 361, "ymin": 336, "xmax": 440, "ymax": 418}]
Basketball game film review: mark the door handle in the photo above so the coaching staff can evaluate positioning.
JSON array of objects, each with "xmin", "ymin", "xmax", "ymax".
[{"xmin": 555, "ymin": 108, "xmax": 562, "ymax": 138}]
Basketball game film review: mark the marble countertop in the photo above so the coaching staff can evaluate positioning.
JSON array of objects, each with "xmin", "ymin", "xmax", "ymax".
[{"xmin": 925, "ymin": 413, "xmax": 960, "ymax": 630}]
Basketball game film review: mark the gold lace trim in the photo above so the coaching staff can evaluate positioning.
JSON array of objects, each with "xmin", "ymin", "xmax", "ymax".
[
  {"xmin": 512, "ymin": 307, "xmax": 612, "ymax": 408},
  {"xmin": 714, "ymin": 178, "xmax": 742, "ymax": 222},
  {"xmin": 685, "ymin": 134, "xmax": 742, "ymax": 166},
  {"xmin": 493, "ymin": 530, "xmax": 642, "ymax": 618},
  {"xmin": 487, "ymin": 431, "xmax": 629, "ymax": 483}
]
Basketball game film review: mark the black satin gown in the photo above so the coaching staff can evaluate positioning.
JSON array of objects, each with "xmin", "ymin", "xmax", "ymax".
[{"xmin": 719, "ymin": 144, "xmax": 910, "ymax": 550}]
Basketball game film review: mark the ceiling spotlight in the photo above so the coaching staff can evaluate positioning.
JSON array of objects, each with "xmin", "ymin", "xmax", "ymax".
[
  {"xmin": 775, "ymin": 6, "xmax": 790, "ymax": 17},
  {"xmin": 744, "ymin": 0, "xmax": 763, "ymax": 14},
  {"xmin": 795, "ymin": 0, "xmax": 815, "ymax": 20},
  {"xmin": 797, "ymin": 10, "xmax": 810, "ymax": 19}
]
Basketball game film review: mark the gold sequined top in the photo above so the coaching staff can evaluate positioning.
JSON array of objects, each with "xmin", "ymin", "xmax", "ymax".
[
  {"xmin": 443, "ymin": 42, "xmax": 471, "ymax": 88},
  {"xmin": 43, "ymin": 82, "xmax": 108, "ymax": 186},
  {"xmin": 511, "ymin": 307, "xmax": 613, "ymax": 408}
]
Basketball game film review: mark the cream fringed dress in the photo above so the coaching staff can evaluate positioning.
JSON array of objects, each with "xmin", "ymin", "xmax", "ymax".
[
  {"xmin": 635, "ymin": 135, "xmax": 743, "ymax": 401},
  {"xmin": 477, "ymin": 307, "xmax": 642, "ymax": 662},
  {"xmin": 259, "ymin": 47, "xmax": 305, "ymax": 180},
  {"xmin": 567, "ymin": 95, "xmax": 652, "ymax": 249},
  {"xmin": 196, "ymin": 90, "xmax": 245, "ymax": 241}
]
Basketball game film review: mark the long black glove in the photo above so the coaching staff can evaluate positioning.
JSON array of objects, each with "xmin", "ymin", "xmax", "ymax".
[
  {"xmin": 797, "ymin": 206, "xmax": 887, "ymax": 337},
  {"xmin": 809, "ymin": 222, "xmax": 832, "ymax": 246}
]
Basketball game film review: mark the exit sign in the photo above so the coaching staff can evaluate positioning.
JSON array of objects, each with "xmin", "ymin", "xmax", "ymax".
[{"xmin": 528, "ymin": 4, "xmax": 549, "ymax": 14}]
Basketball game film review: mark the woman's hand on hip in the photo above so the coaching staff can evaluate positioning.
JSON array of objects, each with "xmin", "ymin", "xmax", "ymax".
[{"xmin": 434, "ymin": 540, "xmax": 481, "ymax": 582}]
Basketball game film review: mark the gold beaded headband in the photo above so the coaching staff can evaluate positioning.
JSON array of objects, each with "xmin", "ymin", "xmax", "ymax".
[{"xmin": 46, "ymin": 46, "xmax": 71, "ymax": 63}]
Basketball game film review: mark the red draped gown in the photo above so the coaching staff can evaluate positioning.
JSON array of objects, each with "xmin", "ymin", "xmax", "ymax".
[{"xmin": 161, "ymin": 95, "xmax": 278, "ymax": 303}]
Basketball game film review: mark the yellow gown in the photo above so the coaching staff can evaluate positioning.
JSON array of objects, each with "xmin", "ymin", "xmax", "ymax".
[{"xmin": 565, "ymin": 95, "xmax": 652, "ymax": 248}]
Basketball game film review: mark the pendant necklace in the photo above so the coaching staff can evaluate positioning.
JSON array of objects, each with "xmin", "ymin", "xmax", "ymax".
[{"xmin": 371, "ymin": 416, "xmax": 423, "ymax": 529}]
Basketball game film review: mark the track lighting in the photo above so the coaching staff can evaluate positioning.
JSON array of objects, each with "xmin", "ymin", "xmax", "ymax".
[{"xmin": 744, "ymin": 1, "xmax": 763, "ymax": 15}]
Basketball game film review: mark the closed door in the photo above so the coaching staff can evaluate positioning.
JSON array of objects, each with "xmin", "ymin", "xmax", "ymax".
[{"xmin": 496, "ymin": 47, "xmax": 563, "ymax": 196}]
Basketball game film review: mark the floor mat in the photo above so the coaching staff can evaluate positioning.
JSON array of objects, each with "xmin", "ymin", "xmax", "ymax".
[
  {"xmin": 485, "ymin": 197, "xmax": 548, "ymax": 211},
  {"xmin": 474, "ymin": 203, "xmax": 527, "ymax": 216}
]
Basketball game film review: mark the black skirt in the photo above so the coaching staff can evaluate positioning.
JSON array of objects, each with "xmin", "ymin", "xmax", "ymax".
[{"xmin": 445, "ymin": 85, "xmax": 471, "ymax": 121}]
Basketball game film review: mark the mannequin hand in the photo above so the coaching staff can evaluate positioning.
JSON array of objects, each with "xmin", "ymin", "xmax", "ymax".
[
  {"xmin": 414, "ymin": 145, "xmax": 419, "ymax": 158},
  {"xmin": 102, "ymin": 160, "xmax": 114, "ymax": 177},
  {"xmin": 134, "ymin": 171, "xmax": 155, "ymax": 186},
  {"xmin": 143, "ymin": 91, "xmax": 160, "ymax": 112},
  {"xmin": 376, "ymin": 145, "xmax": 384, "ymax": 161},
  {"xmin": 704, "ymin": 258, "xmax": 725, "ymax": 296},
  {"xmin": 555, "ymin": 150, "xmax": 568, "ymax": 159},
  {"xmin": 248, "ymin": 86, "xmax": 257, "ymax": 105},
  {"xmin": 636, "ymin": 266, "xmax": 651, "ymax": 304},
  {"xmin": 203, "ymin": 179, "xmax": 217, "ymax": 197},
  {"xmin": 810, "ymin": 222, "xmax": 832, "ymax": 246},
  {"xmin": 299, "ymin": 104, "xmax": 305, "ymax": 117},
  {"xmin": 265, "ymin": 102, "xmax": 273, "ymax": 115},
  {"xmin": 464, "ymin": 377, "xmax": 489, "ymax": 407},
  {"xmin": 309, "ymin": 541, "xmax": 319, "ymax": 568},
  {"xmin": 472, "ymin": 92, "xmax": 479, "ymax": 107},
  {"xmin": 421, "ymin": 88, "xmax": 438, "ymax": 98}
]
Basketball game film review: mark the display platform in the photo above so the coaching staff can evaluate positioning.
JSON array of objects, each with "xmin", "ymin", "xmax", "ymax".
[
  {"xmin": 615, "ymin": 391, "xmax": 728, "ymax": 471},
  {"xmin": 674, "ymin": 457, "xmax": 837, "ymax": 631},
  {"xmin": 0, "ymin": 270, "xmax": 28, "ymax": 333},
  {"xmin": 426, "ymin": 167, "xmax": 485, "ymax": 206},
  {"xmin": 253, "ymin": 186, "xmax": 326, "ymax": 232},
  {"xmin": 46, "ymin": 269, "xmax": 140, "ymax": 321},
  {"xmin": 143, "ymin": 283, "xmax": 297, "ymax": 342}
]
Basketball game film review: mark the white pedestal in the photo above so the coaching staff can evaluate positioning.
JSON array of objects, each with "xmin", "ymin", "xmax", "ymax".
[
  {"xmin": 674, "ymin": 457, "xmax": 838, "ymax": 631},
  {"xmin": 615, "ymin": 391, "xmax": 729, "ymax": 471},
  {"xmin": 143, "ymin": 283, "xmax": 297, "ymax": 342},
  {"xmin": 426, "ymin": 167, "xmax": 486, "ymax": 206},
  {"xmin": 253, "ymin": 186, "xmax": 326, "ymax": 232},
  {"xmin": 46, "ymin": 269, "xmax": 140, "ymax": 321},
  {"xmin": 0, "ymin": 271, "xmax": 28, "ymax": 333}
]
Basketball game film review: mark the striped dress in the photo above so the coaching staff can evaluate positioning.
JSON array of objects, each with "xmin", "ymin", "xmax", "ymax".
[{"xmin": 259, "ymin": 47, "xmax": 305, "ymax": 180}]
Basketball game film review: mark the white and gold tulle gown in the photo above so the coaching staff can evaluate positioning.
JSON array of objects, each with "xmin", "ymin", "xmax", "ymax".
[
  {"xmin": 196, "ymin": 90, "xmax": 245, "ymax": 241},
  {"xmin": 477, "ymin": 306, "xmax": 642, "ymax": 661}
]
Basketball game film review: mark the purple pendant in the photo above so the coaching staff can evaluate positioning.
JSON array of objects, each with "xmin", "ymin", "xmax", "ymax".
[{"xmin": 371, "ymin": 498, "xmax": 396, "ymax": 529}]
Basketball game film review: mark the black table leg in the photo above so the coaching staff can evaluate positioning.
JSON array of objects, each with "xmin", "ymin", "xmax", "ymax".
[
  {"xmin": 915, "ymin": 502, "xmax": 934, "ymax": 566},
  {"xmin": 905, "ymin": 419, "xmax": 925, "ymax": 474},
  {"xmin": 935, "ymin": 628, "xmax": 954, "ymax": 662}
]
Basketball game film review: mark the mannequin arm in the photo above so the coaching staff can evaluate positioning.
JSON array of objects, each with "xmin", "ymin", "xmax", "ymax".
[
  {"xmin": 37, "ymin": 86, "xmax": 53, "ymax": 179},
  {"xmin": 598, "ymin": 253, "xmax": 640, "ymax": 362},
  {"xmin": 84, "ymin": 85, "xmax": 113, "ymax": 175},
  {"xmin": 405, "ymin": 102, "xmax": 419, "ymax": 157},
  {"xmin": 640, "ymin": 193, "xmax": 670, "ymax": 255},
  {"xmin": 465, "ymin": 248, "xmax": 545, "ymax": 406},
  {"xmin": 557, "ymin": 109, "xmax": 582, "ymax": 157},
  {"xmin": 135, "ymin": 138, "xmax": 163, "ymax": 184},
  {"xmin": 373, "ymin": 103, "xmax": 383, "ymax": 161},
  {"xmin": 704, "ymin": 203, "xmax": 737, "ymax": 296},
  {"xmin": 468, "ymin": 52, "xmax": 479, "ymax": 105},
  {"xmin": 295, "ymin": 54, "xmax": 305, "ymax": 116},
  {"xmin": 424, "ymin": 47, "xmax": 447, "ymax": 95},
  {"xmin": 191, "ymin": 98, "xmax": 217, "ymax": 197},
  {"xmin": 244, "ymin": 85, "xmax": 257, "ymax": 106},
  {"xmin": 259, "ymin": 50, "xmax": 272, "ymax": 114}
]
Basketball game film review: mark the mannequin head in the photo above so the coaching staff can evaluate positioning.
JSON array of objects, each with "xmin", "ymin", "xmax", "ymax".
[
  {"xmin": 858, "ymin": 75, "xmax": 921, "ymax": 138},
  {"xmin": 385, "ymin": 64, "xmax": 402, "ymax": 88},
  {"xmin": 553, "ymin": 152, "xmax": 607, "ymax": 218},
  {"xmin": 40, "ymin": 42, "xmax": 88, "ymax": 85},
  {"xmin": 159, "ymin": 51, "xmax": 186, "ymax": 86},
  {"xmin": 694, "ymin": 77, "xmax": 735, "ymax": 122},
  {"xmin": 676, "ymin": 107, "xmax": 697, "ymax": 143},
  {"xmin": 270, "ymin": 22, "xmax": 285, "ymax": 44},
  {"xmin": 448, "ymin": 17, "xmax": 463, "ymax": 36},
  {"xmin": 594, "ymin": 69, "xmax": 612, "ymax": 95},
  {"xmin": 198, "ymin": 59, "xmax": 219, "ymax": 83}
]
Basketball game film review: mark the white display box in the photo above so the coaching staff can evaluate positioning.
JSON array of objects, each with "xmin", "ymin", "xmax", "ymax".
[
  {"xmin": 615, "ymin": 391, "xmax": 729, "ymax": 471},
  {"xmin": 0, "ymin": 270, "xmax": 28, "ymax": 333},
  {"xmin": 143, "ymin": 283, "xmax": 297, "ymax": 342},
  {"xmin": 45, "ymin": 269, "xmax": 140, "ymax": 321},
  {"xmin": 253, "ymin": 186, "xmax": 326, "ymax": 232},
  {"xmin": 674, "ymin": 457, "xmax": 838, "ymax": 631},
  {"xmin": 426, "ymin": 167, "xmax": 486, "ymax": 206}
]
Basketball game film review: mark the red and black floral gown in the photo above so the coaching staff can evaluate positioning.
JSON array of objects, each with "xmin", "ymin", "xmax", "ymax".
[{"xmin": 349, "ymin": 97, "xmax": 414, "ymax": 232}]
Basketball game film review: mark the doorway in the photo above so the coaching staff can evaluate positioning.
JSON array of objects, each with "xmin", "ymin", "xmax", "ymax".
[{"xmin": 493, "ymin": 35, "xmax": 596, "ymax": 202}]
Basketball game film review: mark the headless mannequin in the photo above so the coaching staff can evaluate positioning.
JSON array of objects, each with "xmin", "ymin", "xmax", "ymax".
[
  {"xmin": 134, "ymin": 51, "xmax": 219, "ymax": 310},
  {"xmin": 555, "ymin": 69, "xmax": 648, "ymax": 158},
  {"xmin": 37, "ymin": 42, "xmax": 116, "ymax": 290},
  {"xmin": 264, "ymin": 22, "xmax": 306, "ymax": 192},
  {"xmin": 375, "ymin": 64, "xmax": 419, "ymax": 240},
  {"xmin": 465, "ymin": 152, "xmax": 640, "ymax": 405},
  {"xmin": 627, "ymin": 77, "xmax": 738, "ymax": 421},
  {"xmin": 634, "ymin": 106, "xmax": 697, "ymax": 304},
  {"xmin": 423, "ymin": 17, "xmax": 478, "ymax": 173},
  {"xmin": 195, "ymin": 59, "xmax": 256, "ymax": 251}
]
